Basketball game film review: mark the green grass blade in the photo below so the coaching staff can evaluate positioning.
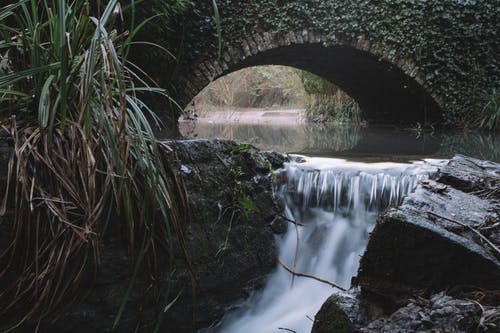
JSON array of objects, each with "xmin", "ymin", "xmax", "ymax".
[
  {"xmin": 0, "ymin": 63, "xmax": 60, "ymax": 87},
  {"xmin": 38, "ymin": 74, "xmax": 55, "ymax": 129},
  {"xmin": 58, "ymin": 0, "xmax": 68, "ymax": 131},
  {"xmin": 0, "ymin": 89, "xmax": 30, "ymax": 98},
  {"xmin": 0, "ymin": 1, "xmax": 28, "ymax": 22},
  {"xmin": 99, "ymin": 0, "xmax": 118, "ymax": 26},
  {"xmin": 128, "ymin": 41, "xmax": 176, "ymax": 60}
]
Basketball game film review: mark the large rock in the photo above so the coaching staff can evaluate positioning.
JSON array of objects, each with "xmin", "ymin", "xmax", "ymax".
[
  {"xmin": 313, "ymin": 290, "xmax": 499, "ymax": 333},
  {"xmin": 0, "ymin": 139, "xmax": 286, "ymax": 332},
  {"xmin": 159, "ymin": 140, "xmax": 286, "ymax": 332},
  {"xmin": 315, "ymin": 155, "xmax": 499, "ymax": 333},
  {"xmin": 361, "ymin": 292, "xmax": 493, "ymax": 333},
  {"xmin": 355, "ymin": 155, "xmax": 500, "ymax": 307}
]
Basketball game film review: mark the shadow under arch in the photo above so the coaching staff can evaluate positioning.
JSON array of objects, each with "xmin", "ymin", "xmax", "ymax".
[{"xmin": 181, "ymin": 33, "xmax": 443, "ymax": 125}]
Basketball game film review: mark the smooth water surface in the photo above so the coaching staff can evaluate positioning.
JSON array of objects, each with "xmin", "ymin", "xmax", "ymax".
[{"xmin": 180, "ymin": 121, "xmax": 500, "ymax": 162}]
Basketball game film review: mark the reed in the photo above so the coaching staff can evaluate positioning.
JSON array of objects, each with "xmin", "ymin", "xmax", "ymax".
[{"xmin": 0, "ymin": 1, "xmax": 190, "ymax": 329}]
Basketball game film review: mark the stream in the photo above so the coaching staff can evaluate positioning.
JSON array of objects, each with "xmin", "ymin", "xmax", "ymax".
[
  {"xmin": 204, "ymin": 156, "xmax": 439, "ymax": 333},
  {"xmin": 185, "ymin": 118, "xmax": 497, "ymax": 333}
]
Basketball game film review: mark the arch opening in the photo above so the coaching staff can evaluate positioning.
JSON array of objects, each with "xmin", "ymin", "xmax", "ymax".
[{"xmin": 185, "ymin": 42, "xmax": 442, "ymax": 125}]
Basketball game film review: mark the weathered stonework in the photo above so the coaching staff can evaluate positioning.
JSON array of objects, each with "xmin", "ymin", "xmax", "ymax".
[
  {"xmin": 135, "ymin": 1, "xmax": 498, "ymax": 126},
  {"xmin": 178, "ymin": 29, "xmax": 445, "ymax": 124}
]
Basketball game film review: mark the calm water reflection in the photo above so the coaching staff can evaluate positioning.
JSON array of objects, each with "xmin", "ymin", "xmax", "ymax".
[{"xmin": 179, "ymin": 121, "xmax": 500, "ymax": 162}]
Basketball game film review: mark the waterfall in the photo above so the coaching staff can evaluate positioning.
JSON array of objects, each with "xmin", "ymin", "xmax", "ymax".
[{"xmin": 206, "ymin": 156, "xmax": 437, "ymax": 333}]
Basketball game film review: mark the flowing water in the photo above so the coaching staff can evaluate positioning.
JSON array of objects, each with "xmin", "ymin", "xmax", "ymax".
[
  {"xmin": 205, "ymin": 156, "xmax": 439, "ymax": 333},
  {"xmin": 184, "ymin": 114, "xmax": 498, "ymax": 333}
]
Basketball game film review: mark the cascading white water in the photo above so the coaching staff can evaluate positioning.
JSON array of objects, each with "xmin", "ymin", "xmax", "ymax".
[{"xmin": 207, "ymin": 156, "xmax": 438, "ymax": 333}]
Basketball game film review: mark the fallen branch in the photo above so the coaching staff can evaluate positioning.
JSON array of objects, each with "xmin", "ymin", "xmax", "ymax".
[
  {"xmin": 278, "ymin": 258, "xmax": 346, "ymax": 291},
  {"xmin": 427, "ymin": 211, "xmax": 500, "ymax": 256}
]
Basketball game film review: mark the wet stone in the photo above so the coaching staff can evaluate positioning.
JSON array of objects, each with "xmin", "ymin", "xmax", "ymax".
[
  {"xmin": 438, "ymin": 154, "xmax": 500, "ymax": 194},
  {"xmin": 312, "ymin": 294, "xmax": 357, "ymax": 333},
  {"xmin": 360, "ymin": 293, "xmax": 490, "ymax": 333}
]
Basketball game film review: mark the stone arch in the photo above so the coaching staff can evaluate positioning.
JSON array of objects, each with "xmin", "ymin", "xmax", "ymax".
[{"xmin": 179, "ymin": 30, "xmax": 443, "ymax": 124}]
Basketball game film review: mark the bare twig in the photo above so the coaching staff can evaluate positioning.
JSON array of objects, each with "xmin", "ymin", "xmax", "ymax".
[
  {"xmin": 291, "ymin": 217, "xmax": 300, "ymax": 287},
  {"xmin": 279, "ymin": 214, "xmax": 305, "ymax": 227},
  {"xmin": 278, "ymin": 328, "xmax": 297, "ymax": 333},
  {"xmin": 278, "ymin": 258, "xmax": 346, "ymax": 291},
  {"xmin": 427, "ymin": 211, "xmax": 500, "ymax": 256}
]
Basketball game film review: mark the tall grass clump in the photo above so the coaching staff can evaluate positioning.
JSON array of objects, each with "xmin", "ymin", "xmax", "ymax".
[
  {"xmin": 476, "ymin": 89, "xmax": 500, "ymax": 131},
  {"xmin": 299, "ymin": 70, "xmax": 362, "ymax": 124},
  {"xmin": 0, "ymin": 0, "xmax": 190, "ymax": 330}
]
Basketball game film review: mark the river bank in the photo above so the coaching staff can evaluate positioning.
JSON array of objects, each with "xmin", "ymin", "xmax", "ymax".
[
  {"xmin": 0, "ymin": 138, "xmax": 285, "ymax": 332},
  {"xmin": 181, "ymin": 107, "xmax": 304, "ymax": 125},
  {"xmin": 0, "ymin": 138, "xmax": 498, "ymax": 332}
]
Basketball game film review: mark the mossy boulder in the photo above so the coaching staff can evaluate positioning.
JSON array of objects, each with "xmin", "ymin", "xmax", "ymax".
[{"xmin": 161, "ymin": 139, "xmax": 287, "ymax": 331}]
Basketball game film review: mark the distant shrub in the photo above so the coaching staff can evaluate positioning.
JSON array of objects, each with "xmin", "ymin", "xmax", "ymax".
[
  {"xmin": 298, "ymin": 71, "xmax": 362, "ymax": 124},
  {"xmin": 476, "ymin": 89, "xmax": 499, "ymax": 131},
  {"xmin": 194, "ymin": 65, "xmax": 305, "ymax": 109}
]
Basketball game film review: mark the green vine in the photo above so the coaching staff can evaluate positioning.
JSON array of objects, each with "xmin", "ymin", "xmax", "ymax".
[{"xmin": 138, "ymin": 0, "xmax": 500, "ymax": 127}]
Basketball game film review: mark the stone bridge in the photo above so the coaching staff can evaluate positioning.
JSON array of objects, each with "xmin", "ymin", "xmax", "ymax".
[{"xmin": 144, "ymin": 1, "xmax": 499, "ymax": 125}]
